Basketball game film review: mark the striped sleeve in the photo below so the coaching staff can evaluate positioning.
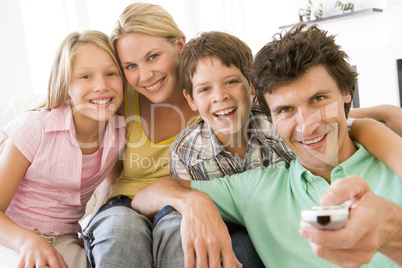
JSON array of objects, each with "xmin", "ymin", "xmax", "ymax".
[{"xmin": 2, "ymin": 111, "xmax": 43, "ymax": 162}]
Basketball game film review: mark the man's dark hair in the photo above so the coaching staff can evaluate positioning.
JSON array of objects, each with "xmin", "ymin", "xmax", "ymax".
[{"xmin": 251, "ymin": 24, "xmax": 357, "ymax": 121}]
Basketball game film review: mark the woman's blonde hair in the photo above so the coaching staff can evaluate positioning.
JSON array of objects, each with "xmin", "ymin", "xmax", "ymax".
[
  {"xmin": 39, "ymin": 30, "xmax": 126, "ymax": 110},
  {"xmin": 110, "ymin": 3, "xmax": 185, "ymax": 53}
]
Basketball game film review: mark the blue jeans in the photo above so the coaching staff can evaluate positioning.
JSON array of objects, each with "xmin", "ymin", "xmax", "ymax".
[
  {"xmin": 82, "ymin": 196, "xmax": 183, "ymax": 268},
  {"xmin": 83, "ymin": 197, "xmax": 263, "ymax": 267},
  {"xmin": 226, "ymin": 223, "xmax": 265, "ymax": 268},
  {"xmin": 154, "ymin": 205, "xmax": 264, "ymax": 268}
]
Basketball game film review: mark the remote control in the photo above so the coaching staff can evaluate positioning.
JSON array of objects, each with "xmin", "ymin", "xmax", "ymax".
[{"xmin": 301, "ymin": 205, "xmax": 349, "ymax": 230}]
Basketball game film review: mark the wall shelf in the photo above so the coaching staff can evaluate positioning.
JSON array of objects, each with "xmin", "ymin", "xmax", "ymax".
[{"xmin": 279, "ymin": 8, "xmax": 383, "ymax": 29}]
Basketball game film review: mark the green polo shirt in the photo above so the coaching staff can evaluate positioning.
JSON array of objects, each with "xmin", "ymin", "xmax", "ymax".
[{"xmin": 191, "ymin": 143, "xmax": 401, "ymax": 267}]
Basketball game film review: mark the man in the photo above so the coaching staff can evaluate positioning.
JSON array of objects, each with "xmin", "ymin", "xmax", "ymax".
[{"xmin": 132, "ymin": 24, "xmax": 402, "ymax": 267}]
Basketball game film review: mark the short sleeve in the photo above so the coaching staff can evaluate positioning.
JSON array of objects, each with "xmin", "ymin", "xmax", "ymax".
[
  {"xmin": 191, "ymin": 165, "xmax": 287, "ymax": 225},
  {"xmin": 2, "ymin": 111, "xmax": 43, "ymax": 162},
  {"xmin": 191, "ymin": 167, "xmax": 266, "ymax": 224},
  {"xmin": 191, "ymin": 177, "xmax": 244, "ymax": 224}
]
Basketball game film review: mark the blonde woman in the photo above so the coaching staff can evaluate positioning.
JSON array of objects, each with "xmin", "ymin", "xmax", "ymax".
[{"xmin": 81, "ymin": 2, "xmax": 267, "ymax": 267}]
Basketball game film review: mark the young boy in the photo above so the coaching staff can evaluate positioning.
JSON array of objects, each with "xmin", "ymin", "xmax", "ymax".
[
  {"xmin": 169, "ymin": 31, "xmax": 289, "ymax": 267},
  {"xmin": 170, "ymin": 31, "xmax": 294, "ymax": 182}
]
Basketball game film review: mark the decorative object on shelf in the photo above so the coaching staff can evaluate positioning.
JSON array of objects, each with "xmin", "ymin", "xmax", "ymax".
[
  {"xmin": 298, "ymin": 0, "xmax": 313, "ymax": 22},
  {"xmin": 335, "ymin": 1, "xmax": 354, "ymax": 13},
  {"xmin": 281, "ymin": 7, "xmax": 382, "ymax": 29},
  {"xmin": 314, "ymin": 3, "xmax": 323, "ymax": 19}
]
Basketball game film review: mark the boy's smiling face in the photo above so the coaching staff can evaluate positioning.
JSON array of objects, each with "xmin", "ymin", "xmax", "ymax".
[{"xmin": 184, "ymin": 56, "xmax": 252, "ymax": 145}]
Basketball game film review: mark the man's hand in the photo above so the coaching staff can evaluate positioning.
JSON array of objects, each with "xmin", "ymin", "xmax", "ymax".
[
  {"xmin": 179, "ymin": 191, "xmax": 242, "ymax": 268},
  {"xmin": 132, "ymin": 177, "xmax": 242, "ymax": 267},
  {"xmin": 299, "ymin": 175, "xmax": 402, "ymax": 267}
]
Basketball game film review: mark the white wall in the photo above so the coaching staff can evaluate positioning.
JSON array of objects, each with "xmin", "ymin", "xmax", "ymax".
[
  {"xmin": 0, "ymin": 0, "xmax": 31, "ymax": 97},
  {"xmin": 1, "ymin": 0, "xmax": 401, "ymax": 107}
]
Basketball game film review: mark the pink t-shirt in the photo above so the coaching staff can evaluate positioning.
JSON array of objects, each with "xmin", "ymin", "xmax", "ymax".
[
  {"xmin": 81, "ymin": 148, "xmax": 103, "ymax": 183},
  {"xmin": 2, "ymin": 101, "xmax": 126, "ymax": 234}
]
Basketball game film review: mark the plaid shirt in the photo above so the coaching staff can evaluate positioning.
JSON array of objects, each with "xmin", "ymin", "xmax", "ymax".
[{"xmin": 169, "ymin": 103, "xmax": 295, "ymax": 180}]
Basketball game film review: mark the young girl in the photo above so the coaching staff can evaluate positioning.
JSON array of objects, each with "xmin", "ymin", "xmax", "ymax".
[{"xmin": 0, "ymin": 30, "xmax": 125, "ymax": 268}]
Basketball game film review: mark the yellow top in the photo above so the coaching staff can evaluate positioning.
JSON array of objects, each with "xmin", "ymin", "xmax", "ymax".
[{"xmin": 109, "ymin": 87, "xmax": 197, "ymax": 199}]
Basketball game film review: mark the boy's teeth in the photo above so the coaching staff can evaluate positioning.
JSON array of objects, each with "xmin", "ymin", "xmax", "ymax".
[
  {"xmin": 215, "ymin": 108, "xmax": 235, "ymax": 116},
  {"xmin": 91, "ymin": 98, "xmax": 112, "ymax": 104},
  {"xmin": 146, "ymin": 79, "xmax": 163, "ymax": 91},
  {"xmin": 301, "ymin": 134, "xmax": 325, "ymax": 145}
]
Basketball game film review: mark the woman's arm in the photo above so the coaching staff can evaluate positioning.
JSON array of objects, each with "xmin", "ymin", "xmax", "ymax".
[
  {"xmin": 132, "ymin": 177, "xmax": 192, "ymax": 219},
  {"xmin": 90, "ymin": 160, "xmax": 123, "ymax": 217},
  {"xmin": 349, "ymin": 104, "xmax": 402, "ymax": 136},
  {"xmin": 350, "ymin": 118, "xmax": 402, "ymax": 178},
  {"xmin": 0, "ymin": 140, "xmax": 67, "ymax": 267}
]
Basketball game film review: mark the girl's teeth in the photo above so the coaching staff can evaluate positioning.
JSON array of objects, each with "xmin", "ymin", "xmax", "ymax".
[
  {"xmin": 91, "ymin": 98, "xmax": 111, "ymax": 104},
  {"xmin": 301, "ymin": 134, "xmax": 325, "ymax": 145}
]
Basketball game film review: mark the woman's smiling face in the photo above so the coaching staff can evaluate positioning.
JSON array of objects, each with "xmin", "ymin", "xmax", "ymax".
[{"xmin": 116, "ymin": 32, "xmax": 185, "ymax": 104}]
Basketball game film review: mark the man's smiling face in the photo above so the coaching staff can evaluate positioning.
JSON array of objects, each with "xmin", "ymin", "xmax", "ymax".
[{"xmin": 266, "ymin": 65, "xmax": 354, "ymax": 175}]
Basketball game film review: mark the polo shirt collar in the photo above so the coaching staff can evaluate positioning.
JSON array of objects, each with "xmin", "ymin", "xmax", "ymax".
[
  {"xmin": 294, "ymin": 142, "xmax": 371, "ymax": 190},
  {"xmin": 333, "ymin": 143, "xmax": 368, "ymax": 177}
]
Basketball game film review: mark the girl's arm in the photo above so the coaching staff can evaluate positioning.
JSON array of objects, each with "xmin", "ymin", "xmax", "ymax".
[
  {"xmin": 350, "ymin": 118, "xmax": 402, "ymax": 178},
  {"xmin": 349, "ymin": 105, "xmax": 402, "ymax": 137},
  {"xmin": 0, "ymin": 140, "xmax": 67, "ymax": 268}
]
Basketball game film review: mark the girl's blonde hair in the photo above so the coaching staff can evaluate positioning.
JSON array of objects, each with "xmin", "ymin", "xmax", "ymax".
[
  {"xmin": 110, "ymin": 3, "xmax": 185, "ymax": 53},
  {"xmin": 40, "ymin": 30, "xmax": 126, "ymax": 110},
  {"xmin": 0, "ymin": 31, "xmax": 125, "ymax": 153}
]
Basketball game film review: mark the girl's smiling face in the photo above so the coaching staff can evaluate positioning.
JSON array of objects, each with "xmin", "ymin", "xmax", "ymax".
[{"xmin": 69, "ymin": 44, "xmax": 124, "ymax": 123}]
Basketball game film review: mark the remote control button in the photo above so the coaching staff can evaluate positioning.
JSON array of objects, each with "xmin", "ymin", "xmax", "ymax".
[{"xmin": 317, "ymin": 216, "xmax": 330, "ymax": 225}]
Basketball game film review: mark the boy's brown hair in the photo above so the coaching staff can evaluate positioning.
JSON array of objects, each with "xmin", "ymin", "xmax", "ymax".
[
  {"xmin": 251, "ymin": 24, "xmax": 357, "ymax": 121},
  {"xmin": 178, "ymin": 31, "xmax": 253, "ymax": 98}
]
